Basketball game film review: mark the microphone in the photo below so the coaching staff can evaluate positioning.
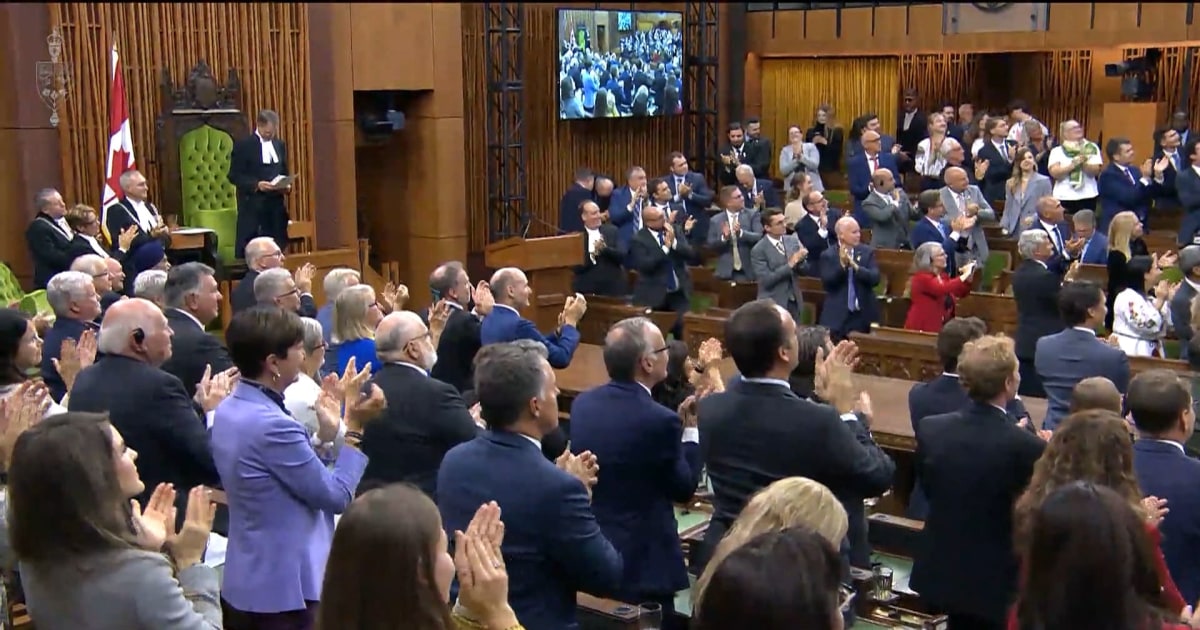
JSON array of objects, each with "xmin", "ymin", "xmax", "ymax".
[{"xmin": 521, "ymin": 214, "xmax": 567, "ymax": 239}]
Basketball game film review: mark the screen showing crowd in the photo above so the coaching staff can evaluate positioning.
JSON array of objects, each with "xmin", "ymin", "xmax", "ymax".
[{"xmin": 557, "ymin": 9, "xmax": 684, "ymax": 120}]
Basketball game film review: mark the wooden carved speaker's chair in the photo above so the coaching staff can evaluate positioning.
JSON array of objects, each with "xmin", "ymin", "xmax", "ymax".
[{"xmin": 157, "ymin": 61, "xmax": 249, "ymax": 265}]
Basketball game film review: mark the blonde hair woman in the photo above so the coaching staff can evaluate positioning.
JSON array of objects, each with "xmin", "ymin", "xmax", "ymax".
[
  {"xmin": 694, "ymin": 477, "xmax": 848, "ymax": 607},
  {"xmin": 332, "ymin": 284, "xmax": 384, "ymax": 375},
  {"xmin": 1105, "ymin": 211, "xmax": 1159, "ymax": 330},
  {"xmin": 915, "ymin": 113, "xmax": 953, "ymax": 190}
]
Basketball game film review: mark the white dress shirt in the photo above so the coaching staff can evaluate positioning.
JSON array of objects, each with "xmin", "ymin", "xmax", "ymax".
[
  {"xmin": 585, "ymin": 227, "xmax": 602, "ymax": 263},
  {"xmin": 80, "ymin": 234, "xmax": 110, "ymax": 258},
  {"xmin": 126, "ymin": 197, "xmax": 157, "ymax": 232},
  {"xmin": 258, "ymin": 131, "xmax": 280, "ymax": 165}
]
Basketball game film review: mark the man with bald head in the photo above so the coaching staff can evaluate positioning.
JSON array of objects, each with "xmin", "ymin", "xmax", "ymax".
[
  {"xmin": 359, "ymin": 311, "xmax": 479, "ymax": 498},
  {"xmin": 569, "ymin": 317, "xmax": 703, "ymax": 618},
  {"xmin": 573, "ymin": 200, "xmax": 627, "ymax": 297},
  {"xmin": 1022, "ymin": 196, "xmax": 1075, "ymax": 275},
  {"xmin": 630, "ymin": 204, "xmax": 694, "ymax": 339},
  {"xmin": 848, "ymin": 128, "xmax": 900, "ymax": 227},
  {"xmin": 818, "ymin": 217, "xmax": 882, "ymax": 340},
  {"xmin": 69, "ymin": 297, "xmax": 224, "ymax": 526},
  {"xmin": 861, "ymin": 167, "xmax": 915, "ymax": 249},
  {"xmin": 939, "ymin": 165, "xmax": 994, "ymax": 266},
  {"xmin": 480, "ymin": 266, "xmax": 585, "ymax": 369}
]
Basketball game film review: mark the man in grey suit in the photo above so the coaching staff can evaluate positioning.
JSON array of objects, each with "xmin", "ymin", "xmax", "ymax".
[
  {"xmin": 1035, "ymin": 280, "xmax": 1131, "ymax": 431},
  {"xmin": 1170, "ymin": 245, "xmax": 1200, "ymax": 360},
  {"xmin": 862, "ymin": 168, "xmax": 915, "ymax": 249},
  {"xmin": 708, "ymin": 185, "xmax": 763, "ymax": 282},
  {"xmin": 939, "ymin": 166, "xmax": 995, "ymax": 266},
  {"xmin": 750, "ymin": 207, "xmax": 810, "ymax": 321}
]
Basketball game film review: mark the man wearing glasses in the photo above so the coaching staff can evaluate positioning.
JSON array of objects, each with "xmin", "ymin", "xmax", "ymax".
[
  {"xmin": 230, "ymin": 236, "xmax": 316, "ymax": 317},
  {"xmin": 569, "ymin": 317, "xmax": 702, "ymax": 628}
]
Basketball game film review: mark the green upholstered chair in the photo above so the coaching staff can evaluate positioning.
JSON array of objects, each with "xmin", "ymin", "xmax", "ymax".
[
  {"xmin": 18, "ymin": 290, "xmax": 48, "ymax": 317},
  {"xmin": 179, "ymin": 125, "xmax": 238, "ymax": 263},
  {"xmin": 0, "ymin": 264, "xmax": 24, "ymax": 307}
]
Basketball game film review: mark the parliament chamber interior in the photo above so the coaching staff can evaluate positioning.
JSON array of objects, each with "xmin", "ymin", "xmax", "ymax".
[{"xmin": 3, "ymin": 2, "xmax": 1200, "ymax": 629}]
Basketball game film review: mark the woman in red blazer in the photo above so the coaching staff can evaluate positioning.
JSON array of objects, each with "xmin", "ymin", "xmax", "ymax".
[
  {"xmin": 903, "ymin": 241, "xmax": 976, "ymax": 333},
  {"xmin": 1008, "ymin": 411, "xmax": 1190, "ymax": 629}
]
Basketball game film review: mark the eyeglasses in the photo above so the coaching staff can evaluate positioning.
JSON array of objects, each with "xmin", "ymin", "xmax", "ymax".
[
  {"xmin": 651, "ymin": 345, "xmax": 669, "ymax": 354},
  {"xmin": 838, "ymin": 584, "xmax": 856, "ymax": 613},
  {"xmin": 276, "ymin": 288, "xmax": 300, "ymax": 300}
]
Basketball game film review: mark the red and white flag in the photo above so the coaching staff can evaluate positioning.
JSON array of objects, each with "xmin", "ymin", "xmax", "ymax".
[{"xmin": 100, "ymin": 41, "xmax": 136, "ymax": 243}]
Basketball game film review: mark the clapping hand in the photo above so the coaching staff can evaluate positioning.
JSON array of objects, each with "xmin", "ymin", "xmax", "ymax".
[
  {"xmin": 118, "ymin": 225, "xmax": 139, "ymax": 251},
  {"xmin": 193, "ymin": 364, "xmax": 238, "ymax": 413},
  {"xmin": 1143, "ymin": 496, "xmax": 1169, "ymax": 529},
  {"xmin": 465, "ymin": 501, "xmax": 505, "ymax": 551},
  {"xmin": 974, "ymin": 159, "xmax": 989, "ymax": 182},
  {"xmin": 132, "ymin": 483, "xmax": 176, "ymax": 551},
  {"xmin": 814, "ymin": 341, "xmax": 861, "ymax": 415},
  {"xmin": 429, "ymin": 299, "xmax": 453, "ymax": 344},
  {"xmin": 678, "ymin": 181, "xmax": 692, "ymax": 197},
  {"xmin": 167, "ymin": 486, "xmax": 218, "ymax": 569},
  {"xmin": 380, "ymin": 282, "xmax": 402, "ymax": 313},
  {"xmin": 677, "ymin": 395, "xmax": 699, "ymax": 429},
  {"xmin": 293, "ymin": 263, "xmax": 316, "ymax": 294},
  {"xmin": 454, "ymin": 528, "xmax": 518, "ymax": 630},
  {"xmin": 0, "ymin": 381, "xmax": 50, "ymax": 469},
  {"xmin": 473, "ymin": 281, "xmax": 495, "ymax": 316},
  {"xmin": 53, "ymin": 329, "xmax": 97, "ymax": 394}
]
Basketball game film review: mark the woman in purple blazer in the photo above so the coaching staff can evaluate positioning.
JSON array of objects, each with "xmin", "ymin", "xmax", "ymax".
[{"xmin": 212, "ymin": 306, "xmax": 384, "ymax": 629}]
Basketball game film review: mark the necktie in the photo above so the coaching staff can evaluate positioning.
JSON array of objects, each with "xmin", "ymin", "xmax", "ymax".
[
  {"xmin": 869, "ymin": 156, "xmax": 878, "ymax": 173},
  {"xmin": 634, "ymin": 199, "xmax": 643, "ymax": 230},
  {"xmin": 1051, "ymin": 226, "xmax": 1064, "ymax": 253},
  {"xmin": 1173, "ymin": 153, "xmax": 1180, "ymax": 171},
  {"xmin": 1126, "ymin": 166, "xmax": 1137, "ymax": 185},
  {"xmin": 938, "ymin": 221, "xmax": 949, "ymax": 238},
  {"xmin": 847, "ymin": 255, "xmax": 859, "ymax": 312},
  {"xmin": 729, "ymin": 215, "xmax": 743, "ymax": 272},
  {"xmin": 775, "ymin": 239, "xmax": 786, "ymax": 256},
  {"xmin": 659, "ymin": 231, "xmax": 679, "ymax": 291},
  {"xmin": 1080, "ymin": 237, "xmax": 1090, "ymax": 262}
]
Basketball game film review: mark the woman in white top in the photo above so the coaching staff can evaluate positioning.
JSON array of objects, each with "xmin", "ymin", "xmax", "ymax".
[
  {"xmin": 1047, "ymin": 119, "xmax": 1103, "ymax": 214},
  {"xmin": 778, "ymin": 125, "xmax": 824, "ymax": 192},
  {"xmin": 0, "ymin": 308, "xmax": 92, "ymax": 415},
  {"xmin": 1111, "ymin": 254, "xmax": 1176, "ymax": 357},
  {"xmin": 967, "ymin": 113, "xmax": 991, "ymax": 159},
  {"xmin": 284, "ymin": 317, "xmax": 345, "ymax": 457},
  {"xmin": 915, "ymin": 113, "xmax": 954, "ymax": 191}
]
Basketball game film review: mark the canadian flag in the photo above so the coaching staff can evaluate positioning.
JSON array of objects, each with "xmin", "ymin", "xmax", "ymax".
[{"xmin": 100, "ymin": 42, "xmax": 136, "ymax": 239}]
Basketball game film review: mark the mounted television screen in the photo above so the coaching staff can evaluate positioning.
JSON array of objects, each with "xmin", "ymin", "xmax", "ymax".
[{"xmin": 556, "ymin": 9, "xmax": 684, "ymax": 120}]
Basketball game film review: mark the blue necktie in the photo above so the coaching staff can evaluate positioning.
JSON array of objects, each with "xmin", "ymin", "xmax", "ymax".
[
  {"xmin": 659, "ymin": 231, "xmax": 679, "ymax": 291},
  {"xmin": 846, "ymin": 250, "xmax": 859, "ymax": 312},
  {"xmin": 938, "ymin": 222, "xmax": 948, "ymax": 238}
]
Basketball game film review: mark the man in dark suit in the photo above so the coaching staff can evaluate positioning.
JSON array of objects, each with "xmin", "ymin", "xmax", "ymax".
[
  {"xmin": 664, "ymin": 151, "xmax": 714, "ymax": 248},
  {"xmin": 818, "ymin": 217, "xmax": 881, "ymax": 340},
  {"xmin": 698, "ymin": 300, "xmax": 894, "ymax": 571},
  {"xmin": 1011, "ymin": 230, "xmax": 1069, "ymax": 398},
  {"xmin": 734, "ymin": 163, "xmax": 781, "ymax": 210},
  {"xmin": 41, "ymin": 271, "xmax": 102, "ymax": 402},
  {"xmin": 743, "ymin": 118, "xmax": 773, "ymax": 179},
  {"xmin": 608, "ymin": 166, "xmax": 648, "ymax": 252},
  {"xmin": 975, "ymin": 118, "xmax": 1015, "ymax": 203},
  {"xmin": 250, "ymin": 267, "xmax": 318, "ymax": 318},
  {"xmin": 160, "ymin": 262, "xmax": 232, "ymax": 399},
  {"xmin": 68, "ymin": 298, "xmax": 223, "ymax": 526},
  {"xmin": 1174, "ymin": 137, "xmax": 1200, "ymax": 246},
  {"xmin": 480, "ymin": 267, "xmax": 583, "ymax": 370},
  {"xmin": 228, "ymin": 109, "xmax": 291, "ymax": 259},
  {"xmin": 1153, "ymin": 127, "xmax": 1184, "ymax": 215},
  {"xmin": 1070, "ymin": 209, "xmax": 1109, "ymax": 265},
  {"xmin": 25, "ymin": 188, "xmax": 78, "ymax": 289},
  {"xmin": 428, "ymin": 261, "xmax": 494, "ymax": 394},
  {"xmin": 570, "ymin": 318, "xmax": 702, "ymax": 625},
  {"xmin": 896, "ymin": 89, "xmax": 928, "ymax": 173},
  {"xmin": 847, "ymin": 130, "xmax": 900, "ymax": 227},
  {"xmin": 438, "ymin": 342, "xmax": 622, "ymax": 630},
  {"xmin": 909, "ymin": 190, "xmax": 969, "ymax": 275},
  {"xmin": 572, "ymin": 200, "xmax": 627, "ymax": 297},
  {"xmin": 1170, "ymin": 246, "xmax": 1200, "ymax": 361},
  {"xmin": 794, "ymin": 191, "xmax": 840, "ymax": 277},
  {"xmin": 100, "ymin": 169, "xmax": 169, "ymax": 262},
  {"xmin": 911, "ymin": 334, "xmax": 1045, "ymax": 629},
  {"xmin": 558, "ymin": 167, "xmax": 595, "ymax": 233},
  {"xmin": 629, "ymin": 206, "xmax": 693, "ymax": 339},
  {"xmin": 1035, "ymin": 280, "xmax": 1130, "ymax": 431},
  {"xmin": 362, "ymin": 311, "xmax": 480, "ymax": 499},
  {"xmin": 907, "ymin": 317, "xmax": 1033, "ymax": 519},
  {"xmin": 1021, "ymin": 196, "xmax": 1076, "ymax": 276},
  {"xmin": 1130, "ymin": 369, "xmax": 1200, "ymax": 604},
  {"xmin": 717, "ymin": 122, "xmax": 754, "ymax": 187},
  {"xmin": 230, "ymin": 236, "xmax": 283, "ymax": 314},
  {"xmin": 1097, "ymin": 137, "xmax": 1165, "ymax": 232}
]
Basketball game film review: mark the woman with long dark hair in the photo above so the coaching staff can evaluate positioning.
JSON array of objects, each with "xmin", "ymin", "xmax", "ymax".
[
  {"xmin": 0, "ymin": 307, "xmax": 92, "ymax": 413},
  {"xmin": 10, "ymin": 412, "xmax": 220, "ymax": 628},
  {"xmin": 1013, "ymin": 410, "xmax": 1186, "ymax": 616},
  {"xmin": 318, "ymin": 484, "xmax": 522, "ymax": 630},
  {"xmin": 1013, "ymin": 482, "xmax": 1200, "ymax": 630},
  {"xmin": 694, "ymin": 527, "xmax": 849, "ymax": 630}
]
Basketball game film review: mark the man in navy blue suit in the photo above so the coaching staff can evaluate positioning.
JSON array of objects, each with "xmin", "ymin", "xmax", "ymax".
[
  {"xmin": 609, "ymin": 165, "xmax": 648, "ymax": 251},
  {"xmin": 569, "ymin": 317, "xmax": 703, "ymax": 627},
  {"xmin": 1097, "ymin": 137, "xmax": 1166, "ymax": 232},
  {"xmin": 818, "ymin": 217, "xmax": 881, "ymax": 340},
  {"xmin": 1070, "ymin": 209, "xmax": 1109, "ymax": 265},
  {"xmin": 438, "ymin": 341, "xmax": 623, "ymax": 630},
  {"xmin": 847, "ymin": 130, "xmax": 900, "ymax": 227},
  {"xmin": 1035, "ymin": 280, "xmax": 1130, "ymax": 431},
  {"xmin": 558, "ymin": 167, "xmax": 596, "ymax": 234},
  {"xmin": 1130, "ymin": 369, "xmax": 1200, "ymax": 604},
  {"xmin": 480, "ymin": 267, "xmax": 584, "ymax": 370},
  {"xmin": 909, "ymin": 190, "xmax": 972, "ymax": 275},
  {"xmin": 664, "ymin": 151, "xmax": 714, "ymax": 248}
]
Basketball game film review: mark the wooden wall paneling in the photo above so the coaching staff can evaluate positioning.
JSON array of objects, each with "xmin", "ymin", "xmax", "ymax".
[
  {"xmin": 1087, "ymin": 48, "xmax": 1125, "ymax": 140},
  {"xmin": 1122, "ymin": 46, "xmax": 1200, "ymax": 127},
  {"xmin": 0, "ymin": 3, "xmax": 64, "ymax": 286},
  {"xmin": 898, "ymin": 54, "xmax": 980, "ymax": 117},
  {"xmin": 743, "ymin": 53, "xmax": 762, "ymax": 118},
  {"xmin": 758, "ymin": 57, "xmax": 901, "ymax": 179},
  {"xmin": 461, "ymin": 4, "xmax": 689, "ymax": 253},
  {"xmin": 48, "ymin": 3, "xmax": 316, "ymax": 243},
  {"xmin": 308, "ymin": 3, "xmax": 358, "ymax": 251},
  {"xmin": 348, "ymin": 3, "xmax": 434, "ymax": 91},
  {"xmin": 943, "ymin": 31, "xmax": 1046, "ymax": 54},
  {"xmin": 1030, "ymin": 50, "xmax": 1093, "ymax": 137},
  {"xmin": 1137, "ymin": 3, "xmax": 1190, "ymax": 43}
]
